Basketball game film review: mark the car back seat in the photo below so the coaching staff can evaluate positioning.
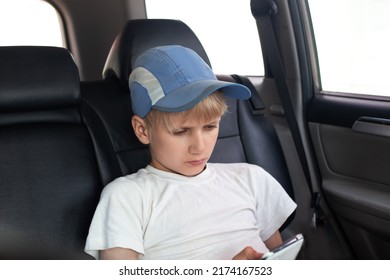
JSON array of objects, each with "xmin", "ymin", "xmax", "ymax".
[
  {"xmin": 83, "ymin": 19, "xmax": 295, "ymax": 208},
  {"xmin": 0, "ymin": 46, "xmax": 120, "ymax": 259}
]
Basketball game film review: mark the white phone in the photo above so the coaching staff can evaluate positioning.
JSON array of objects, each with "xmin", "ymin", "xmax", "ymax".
[{"xmin": 261, "ymin": 233, "xmax": 304, "ymax": 260}]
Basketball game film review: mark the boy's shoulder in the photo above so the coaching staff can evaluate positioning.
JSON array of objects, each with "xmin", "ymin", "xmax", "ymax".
[{"xmin": 101, "ymin": 168, "xmax": 148, "ymax": 196}]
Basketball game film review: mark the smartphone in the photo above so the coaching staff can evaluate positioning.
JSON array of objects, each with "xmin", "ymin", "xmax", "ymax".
[{"xmin": 261, "ymin": 233, "xmax": 304, "ymax": 260}]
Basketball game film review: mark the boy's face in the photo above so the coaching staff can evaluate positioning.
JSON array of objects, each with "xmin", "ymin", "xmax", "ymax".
[{"xmin": 146, "ymin": 114, "xmax": 221, "ymax": 177}]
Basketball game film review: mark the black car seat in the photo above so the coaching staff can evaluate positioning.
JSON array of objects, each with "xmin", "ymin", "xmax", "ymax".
[
  {"xmin": 95, "ymin": 19, "xmax": 294, "ymax": 204},
  {"xmin": 0, "ymin": 46, "xmax": 120, "ymax": 259}
]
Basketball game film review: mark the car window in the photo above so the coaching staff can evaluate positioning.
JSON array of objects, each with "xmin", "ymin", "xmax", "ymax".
[
  {"xmin": 308, "ymin": 0, "xmax": 390, "ymax": 97},
  {"xmin": 0, "ymin": 0, "xmax": 64, "ymax": 47},
  {"xmin": 145, "ymin": 0, "xmax": 264, "ymax": 76}
]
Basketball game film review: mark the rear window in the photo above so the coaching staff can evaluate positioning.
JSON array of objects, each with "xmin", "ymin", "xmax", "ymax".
[
  {"xmin": 0, "ymin": 0, "xmax": 64, "ymax": 47},
  {"xmin": 145, "ymin": 0, "xmax": 264, "ymax": 76}
]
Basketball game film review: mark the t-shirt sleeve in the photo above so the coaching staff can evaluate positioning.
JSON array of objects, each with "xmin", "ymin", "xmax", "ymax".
[
  {"xmin": 250, "ymin": 165, "xmax": 297, "ymax": 241},
  {"xmin": 84, "ymin": 177, "xmax": 145, "ymax": 259}
]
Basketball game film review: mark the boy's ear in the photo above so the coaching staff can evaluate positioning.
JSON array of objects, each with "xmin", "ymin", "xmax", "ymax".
[{"xmin": 131, "ymin": 115, "xmax": 150, "ymax": 145}]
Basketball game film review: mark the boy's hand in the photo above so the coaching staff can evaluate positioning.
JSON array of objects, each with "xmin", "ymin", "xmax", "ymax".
[{"xmin": 232, "ymin": 246, "xmax": 263, "ymax": 260}]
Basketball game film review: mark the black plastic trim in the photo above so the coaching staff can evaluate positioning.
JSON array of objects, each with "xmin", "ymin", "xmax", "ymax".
[{"xmin": 308, "ymin": 94, "xmax": 390, "ymax": 128}]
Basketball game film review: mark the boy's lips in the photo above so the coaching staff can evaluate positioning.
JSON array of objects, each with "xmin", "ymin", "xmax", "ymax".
[{"xmin": 186, "ymin": 158, "xmax": 207, "ymax": 166}]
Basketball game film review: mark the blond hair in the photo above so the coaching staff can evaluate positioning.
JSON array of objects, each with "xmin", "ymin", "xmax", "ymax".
[{"xmin": 144, "ymin": 91, "xmax": 227, "ymax": 132}]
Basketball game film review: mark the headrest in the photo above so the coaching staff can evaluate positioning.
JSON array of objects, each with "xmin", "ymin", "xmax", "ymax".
[
  {"xmin": 102, "ymin": 19, "xmax": 211, "ymax": 81},
  {"xmin": 0, "ymin": 46, "xmax": 80, "ymax": 112}
]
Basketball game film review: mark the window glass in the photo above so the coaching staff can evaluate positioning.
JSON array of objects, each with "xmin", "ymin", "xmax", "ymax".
[
  {"xmin": 308, "ymin": 0, "xmax": 390, "ymax": 97},
  {"xmin": 0, "ymin": 0, "xmax": 64, "ymax": 47},
  {"xmin": 145, "ymin": 0, "xmax": 264, "ymax": 76}
]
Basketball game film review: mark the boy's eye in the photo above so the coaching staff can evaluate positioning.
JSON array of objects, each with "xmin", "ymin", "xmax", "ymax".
[
  {"xmin": 172, "ymin": 129, "xmax": 187, "ymax": 136},
  {"xmin": 205, "ymin": 124, "xmax": 218, "ymax": 130}
]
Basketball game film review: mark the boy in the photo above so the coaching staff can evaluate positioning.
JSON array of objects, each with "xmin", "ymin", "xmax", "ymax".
[{"xmin": 85, "ymin": 45, "xmax": 296, "ymax": 260}]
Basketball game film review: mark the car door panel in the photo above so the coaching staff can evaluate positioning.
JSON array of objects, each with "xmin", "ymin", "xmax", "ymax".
[{"xmin": 308, "ymin": 95, "xmax": 390, "ymax": 259}]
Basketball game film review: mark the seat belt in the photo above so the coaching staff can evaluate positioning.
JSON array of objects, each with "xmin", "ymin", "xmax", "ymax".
[{"xmin": 250, "ymin": 0, "xmax": 324, "ymax": 228}]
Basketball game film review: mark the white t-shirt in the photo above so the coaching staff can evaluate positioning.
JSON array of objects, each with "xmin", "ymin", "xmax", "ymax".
[{"xmin": 85, "ymin": 163, "xmax": 296, "ymax": 259}]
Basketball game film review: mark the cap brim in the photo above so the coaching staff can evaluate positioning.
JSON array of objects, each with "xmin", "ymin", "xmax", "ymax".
[{"xmin": 154, "ymin": 79, "xmax": 251, "ymax": 113}]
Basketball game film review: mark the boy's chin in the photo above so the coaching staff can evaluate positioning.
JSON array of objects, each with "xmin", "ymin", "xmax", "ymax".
[{"xmin": 179, "ymin": 165, "xmax": 207, "ymax": 177}]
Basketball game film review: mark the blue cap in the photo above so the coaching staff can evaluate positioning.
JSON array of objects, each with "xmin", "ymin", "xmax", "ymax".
[{"xmin": 129, "ymin": 45, "xmax": 251, "ymax": 117}]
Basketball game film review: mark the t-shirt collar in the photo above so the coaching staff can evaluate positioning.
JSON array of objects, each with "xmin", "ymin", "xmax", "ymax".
[{"xmin": 145, "ymin": 164, "xmax": 213, "ymax": 183}]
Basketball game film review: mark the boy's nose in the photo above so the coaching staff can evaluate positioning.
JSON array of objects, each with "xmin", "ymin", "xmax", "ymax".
[{"xmin": 189, "ymin": 132, "xmax": 205, "ymax": 154}]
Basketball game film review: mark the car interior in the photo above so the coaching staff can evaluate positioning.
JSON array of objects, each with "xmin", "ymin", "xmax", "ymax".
[{"xmin": 1, "ymin": 0, "xmax": 390, "ymax": 260}]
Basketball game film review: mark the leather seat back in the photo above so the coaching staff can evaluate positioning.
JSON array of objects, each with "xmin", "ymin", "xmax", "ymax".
[{"xmin": 0, "ymin": 46, "xmax": 119, "ymax": 259}]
